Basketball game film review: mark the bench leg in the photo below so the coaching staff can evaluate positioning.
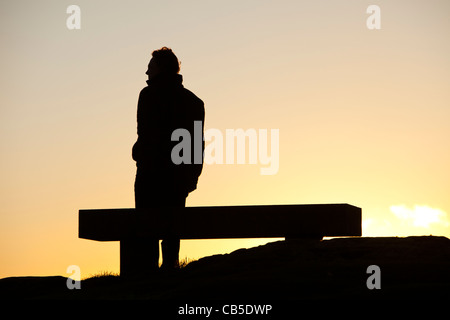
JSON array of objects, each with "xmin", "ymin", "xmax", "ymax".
[{"xmin": 120, "ymin": 238, "xmax": 159, "ymax": 278}]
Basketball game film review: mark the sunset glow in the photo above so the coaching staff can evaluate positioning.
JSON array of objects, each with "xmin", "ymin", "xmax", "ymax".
[{"xmin": 1, "ymin": 0, "xmax": 449, "ymax": 279}]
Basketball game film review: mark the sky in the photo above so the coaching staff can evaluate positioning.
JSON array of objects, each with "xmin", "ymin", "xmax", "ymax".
[{"xmin": 1, "ymin": 0, "xmax": 449, "ymax": 279}]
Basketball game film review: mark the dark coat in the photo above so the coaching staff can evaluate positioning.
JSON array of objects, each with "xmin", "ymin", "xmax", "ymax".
[{"xmin": 132, "ymin": 73, "xmax": 204, "ymax": 196}]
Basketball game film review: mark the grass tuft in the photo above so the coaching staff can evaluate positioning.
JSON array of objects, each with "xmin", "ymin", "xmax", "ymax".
[
  {"xmin": 83, "ymin": 271, "xmax": 119, "ymax": 280},
  {"xmin": 178, "ymin": 257, "xmax": 196, "ymax": 269}
]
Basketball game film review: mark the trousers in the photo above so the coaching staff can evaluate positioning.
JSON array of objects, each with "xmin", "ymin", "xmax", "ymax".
[{"xmin": 128, "ymin": 167, "xmax": 186, "ymax": 274}]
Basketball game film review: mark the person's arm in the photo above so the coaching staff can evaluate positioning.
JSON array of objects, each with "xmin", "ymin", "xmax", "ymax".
[
  {"xmin": 133, "ymin": 88, "xmax": 165, "ymax": 162},
  {"xmin": 194, "ymin": 103, "xmax": 205, "ymax": 177}
]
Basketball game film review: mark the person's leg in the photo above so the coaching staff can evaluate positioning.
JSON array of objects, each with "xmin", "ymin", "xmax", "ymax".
[
  {"xmin": 161, "ymin": 195, "xmax": 186, "ymax": 270},
  {"xmin": 120, "ymin": 237, "xmax": 159, "ymax": 278},
  {"xmin": 122, "ymin": 168, "xmax": 160, "ymax": 277},
  {"xmin": 161, "ymin": 237, "xmax": 180, "ymax": 270}
]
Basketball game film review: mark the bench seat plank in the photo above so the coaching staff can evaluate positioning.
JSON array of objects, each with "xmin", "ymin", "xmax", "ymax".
[{"xmin": 79, "ymin": 204, "xmax": 361, "ymax": 241}]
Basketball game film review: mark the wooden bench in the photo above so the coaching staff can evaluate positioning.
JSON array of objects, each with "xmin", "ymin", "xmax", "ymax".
[{"xmin": 79, "ymin": 203, "xmax": 361, "ymax": 276}]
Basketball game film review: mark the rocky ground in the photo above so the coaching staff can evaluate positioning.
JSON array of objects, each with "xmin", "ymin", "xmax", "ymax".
[{"xmin": 1, "ymin": 236, "xmax": 449, "ymax": 301}]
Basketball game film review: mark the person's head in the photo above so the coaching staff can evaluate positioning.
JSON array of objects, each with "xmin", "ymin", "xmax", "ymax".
[{"xmin": 146, "ymin": 47, "xmax": 180, "ymax": 80}]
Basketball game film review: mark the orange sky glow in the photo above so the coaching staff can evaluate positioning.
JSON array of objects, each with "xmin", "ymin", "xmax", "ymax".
[{"xmin": 1, "ymin": 0, "xmax": 449, "ymax": 278}]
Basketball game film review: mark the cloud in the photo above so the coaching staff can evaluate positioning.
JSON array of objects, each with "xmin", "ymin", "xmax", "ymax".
[{"xmin": 390, "ymin": 205, "xmax": 450, "ymax": 228}]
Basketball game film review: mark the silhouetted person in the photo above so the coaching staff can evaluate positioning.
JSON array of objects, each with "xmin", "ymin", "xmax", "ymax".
[{"xmin": 127, "ymin": 47, "xmax": 204, "ymax": 275}]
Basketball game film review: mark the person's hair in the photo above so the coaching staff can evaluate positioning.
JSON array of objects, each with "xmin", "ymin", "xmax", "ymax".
[{"xmin": 151, "ymin": 47, "xmax": 180, "ymax": 74}]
